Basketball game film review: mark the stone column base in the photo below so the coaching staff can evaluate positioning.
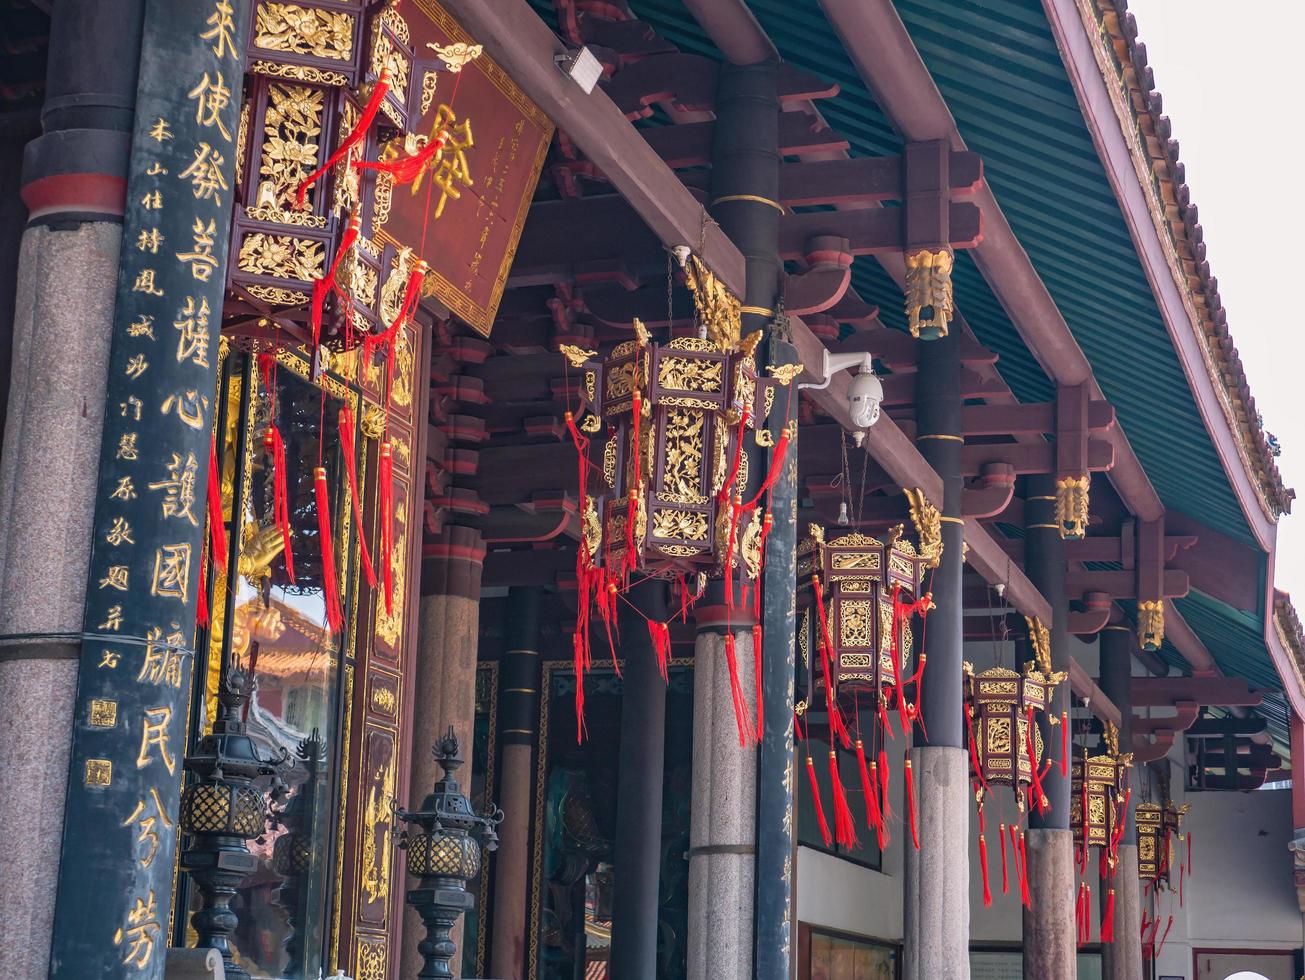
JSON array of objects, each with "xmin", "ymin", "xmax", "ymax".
[
  {"xmin": 903, "ymin": 745, "xmax": 970, "ymax": 980},
  {"xmin": 1023, "ymin": 827, "xmax": 1075, "ymax": 979},
  {"xmin": 1102, "ymin": 844, "xmax": 1142, "ymax": 980},
  {"xmin": 687, "ymin": 630, "xmax": 757, "ymax": 980}
]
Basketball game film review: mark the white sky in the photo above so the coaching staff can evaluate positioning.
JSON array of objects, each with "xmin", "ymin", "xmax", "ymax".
[{"xmin": 1128, "ymin": 1, "xmax": 1305, "ymax": 601}]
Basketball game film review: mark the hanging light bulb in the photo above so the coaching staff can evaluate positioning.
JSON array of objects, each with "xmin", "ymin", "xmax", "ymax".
[{"xmin": 837, "ymin": 500, "xmax": 850, "ymax": 526}]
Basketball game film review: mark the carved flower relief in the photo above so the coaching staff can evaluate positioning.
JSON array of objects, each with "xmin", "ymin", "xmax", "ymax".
[
  {"xmin": 254, "ymin": 3, "xmax": 355, "ymax": 61},
  {"xmin": 237, "ymin": 233, "xmax": 325, "ymax": 282},
  {"xmin": 259, "ymin": 84, "xmax": 324, "ymax": 209},
  {"xmin": 658, "ymin": 355, "xmax": 723, "ymax": 394},
  {"xmin": 370, "ymin": 27, "xmax": 411, "ymax": 105},
  {"xmin": 652, "ymin": 508, "xmax": 708, "ymax": 542},
  {"xmin": 660, "ymin": 409, "xmax": 705, "ymax": 499}
]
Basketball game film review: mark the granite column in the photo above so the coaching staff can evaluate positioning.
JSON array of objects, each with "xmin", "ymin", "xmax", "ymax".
[
  {"xmin": 0, "ymin": 3, "xmax": 143, "ymax": 976},
  {"xmin": 1023, "ymin": 477, "xmax": 1075, "ymax": 978}
]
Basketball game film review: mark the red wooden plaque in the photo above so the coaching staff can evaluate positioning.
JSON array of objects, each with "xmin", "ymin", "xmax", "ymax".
[{"xmin": 374, "ymin": 0, "xmax": 553, "ymax": 337}]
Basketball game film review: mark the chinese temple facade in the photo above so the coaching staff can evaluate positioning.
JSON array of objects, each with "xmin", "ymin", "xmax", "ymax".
[{"xmin": 2, "ymin": 1, "xmax": 1305, "ymax": 979}]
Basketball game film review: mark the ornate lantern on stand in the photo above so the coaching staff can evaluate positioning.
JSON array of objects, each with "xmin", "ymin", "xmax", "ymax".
[
  {"xmin": 397, "ymin": 727, "xmax": 503, "ymax": 980},
  {"xmin": 179, "ymin": 671, "xmax": 288, "ymax": 980},
  {"xmin": 1069, "ymin": 721, "xmax": 1132, "ymax": 944},
  {"xmin": 963, "ymin": 616, "xmax": 1066, "ymax": 909},
  {"xmin": 794, "ymin": 488, "xmax": 940, "ymax": 854},
  {"xmin": 558, "ymin": 255, "xmax": 801, "ymax": 743}
]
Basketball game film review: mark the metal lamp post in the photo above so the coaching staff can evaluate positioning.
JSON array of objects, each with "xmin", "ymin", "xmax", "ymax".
[
  {"xmin": 397, "ymin": 727, "xmax": 503, "ymax": 980},
  {"xmin": 179, "ymin": 670, "xmax": 287, "ymax": 980}
]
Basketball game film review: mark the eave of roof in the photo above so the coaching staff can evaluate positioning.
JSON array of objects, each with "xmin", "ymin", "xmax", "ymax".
[{"xmin": 1072, "ymin": 0, "xmax": 1292, "ymax": 521}]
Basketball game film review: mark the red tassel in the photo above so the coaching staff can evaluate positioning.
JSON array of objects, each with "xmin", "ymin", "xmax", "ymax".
[
  {"xmin": 1018, "ymin": 832, "xmax": 1031, "ymax": 909},
  {"xmin": 337, "ymin": 406, "xmax": 376, "ymax": 589},
  {"xmin": 1187, "ymin": 830, "xmax": 1193, "ymax": 875},
  {"xmin": 378, "ymin": 441, "xmax": 395, "ymax": 614},
  {"xmin": 1026, "ymin": 707, "xmax": 1048, "ymax": 814},
  {"xmin": 752, "ymin": 624, "xmax": 764, "ymax": 740},
  {"xmin": 979, "ymin": 832, "xmax": 992, "ymax": 907},
  {"xmin": 294, "ymin": 71, "xmax": 390, "ymax": 207},
  {"xmin": 1179, "ymin": 859, "xmax": 1184, "ymax": 907},
  {"xmin": 196, "ymin": 547, "xmax": 210, "ymax": 628},
  {"xmin": 310, "ymin": 212, "xmax": 360, "ymax": 348},
  {"xmin": 904, "ymin": 754, "xmax": 920, "ymax": 851},
  {"xmin": 1060, "ymin": 710, "xmax": 1070, "ymax": 778},
  {"xmin": 829, "ymin": 751, "xmax": 859, "ymax": 848},
  {"xmin": 353, "ymin": 127, "xmax": 449, "ymax": 186},
  {"xmin": 805, "ymin": 755, "xmax": 833, "ymax": 847},
  {"xmin": 1075, "ymin": 882, "xmax": 1086, "ymax": 945},
  {"xmin": 265, "ymin": 424, "xmax": 295, "ymax": 584},
  {"xmin": 206, "ymin": 436, "xmax": 227, "ymax": 571},
  {"xmin": 856, "ymin": 739, "xmax": 883, "ymax": 846},
  {"xmin": 812, "ymin": 576, "xmax": 850, "ymax": 748},
  {"xmin": 723, "ymin": 632, "xmax": 752, "ymax": 747},
  {"xmin": 647, "ymin": 620, "xmax": 671, "ymax": 682},
  {"xmin": 878, "ymin": 748, "xmax": 892, "ymax": 824},
  {"xmin": 313, "ymin": 466, "xmax": 344, "ymax": 632},
  {"xmin": 743, "ymin": 424, "xmax": 791, "ymax": 509},
  {"xmin": 1000, "ymin": 823, "xmax": 1009, "ymax": 894},
  {"xmin": 1102, "ymin": 887, "xmax": 1116, "ymax": 943},
  {"xmin": 878, "ymin": 694, "xmax": 894, "ymax": 741},
  {"xmin": 1157, "ymin": 915, "xmax": 1173, "ymax": 956},
  {"xmin": 724, "ymin": 497, "xmax": 742, "ymax": 607},
  {"xmin": 716, "ymin": 406, "xmax": 748, "ymax": 503},
  {"xmin": 964, "ymin": 704, "xmax": 990, "ymax": 795}
]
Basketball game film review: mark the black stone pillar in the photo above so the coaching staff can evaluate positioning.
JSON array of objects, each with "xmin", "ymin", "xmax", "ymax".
[
  {"xmin": 915, "ymin": 330, "xmax": 964, "ymax": 747},
  {"xmin": 609, "ymin": 580, "xmax": 670, "ymax": 980},
  {"xmin": 1023, "ymin": 475, "xmax": 1075, "ymax": 979},
  {"xmin": 1099, "ymin": 622, "xmax": 1142, "ymax": 978},
  {"xmin": 903, "ymin": 327, "xmax": 970, "ymax": 980},
  {"xmin": 1025, "ymin": 479, "xmax": 1071, "ymax": 826},
  {"xmin": 489, "ymin": 586, "xmax": 542, "ymax": 979}
]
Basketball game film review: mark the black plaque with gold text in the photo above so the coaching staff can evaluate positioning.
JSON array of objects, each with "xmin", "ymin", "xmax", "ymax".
[{"xmin": 47, "ymin": 2, "xmax": 249, "ymax": 977}]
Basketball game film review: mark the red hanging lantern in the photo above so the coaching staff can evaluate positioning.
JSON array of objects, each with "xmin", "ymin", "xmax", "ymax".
[
  {"xmin": 964, "ymin": 617, "xmax": 1066, "ymax": 814},
  {"xmin": 559, "ymin": 293, "xmax": 801, "ymax": 739},
  {"xmin": 794, "ymin": 493, "xmax": 940, "ymax": 849}
]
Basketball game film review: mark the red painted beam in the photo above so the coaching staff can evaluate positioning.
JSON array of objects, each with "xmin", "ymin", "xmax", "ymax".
[
  {"xmin": 778, "ymin": 203, "xmax": 982, "ymax": 259},
  {"xmin": 778, "ymin": 152, "xmax": 982, "ymax": 208},
  {"xmin": 1065, "ymin": 569, "xmax": 1188, "ymax": 600},
  {"xmin": 1130, "ymin": 677, "xmax": 1262, "ymax": 709},
  {"xmin": 643, "ymin": 111, "xmax": 850, "ymax": 169},
  {"xmin": 1132, "ymin": 701, "xmax": 1201, "ymax": 737}
]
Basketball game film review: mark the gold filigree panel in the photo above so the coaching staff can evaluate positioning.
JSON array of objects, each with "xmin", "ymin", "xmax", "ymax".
[
  {"xmin": 659, "ymin": 408, "xmax": 705, "ymax": 500},
  {"xmin": 254, "ymin": 3, "xmax": 355, "ymax": 61},
  {"xmin": 258, "ymin": 83, "xmax": 324, "ymax": 211},
  {"xmin": 237, "ymin": 232, "xmax": 325, "ymax": 282},
  {"xmin": 652, "ymin": 508, "xmax": 707, "ymax": 541},
  {"xmin": 658, "ymin": 355, "xmax": 723, "ymax": 394}
]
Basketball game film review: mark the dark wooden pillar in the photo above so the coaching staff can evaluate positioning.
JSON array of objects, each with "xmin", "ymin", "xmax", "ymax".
[
  {"xmin": 687, "ymin": 58, "xmax": 780, "ymax": 980},
  {"xmin": 609, "ymin": 580, "xmax": 671, "ymax": 980},
  {"xmin": 904, "ymin": 329, "xmax": 969, "ymax": 979},
  {"xmin": 1023, "ymin": 476, "xmax": 1075, "ymax": 978},
  {"xmin": 489, "ymin": 586, "xmax": 542, "ymax": 980},
  {"xmin": 1099, "ymin": 623, "xmax": 1142, "ymax": 979}
]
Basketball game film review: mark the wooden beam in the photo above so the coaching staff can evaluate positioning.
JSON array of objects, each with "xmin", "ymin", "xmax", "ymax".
[
  {"xmin": 642, "ymin": 111, "xmax": 850, "ymax": 169},
  {"xmin": 1186, "ymin": 715, "xmax": 1269, "ymax": 738},
  {"xmin": 778, "ymin": 203, "xmax": 982, "ymax": 259},
  {"xmin": 1065, "ymin": 569, "xmax": 1188, "ymax": 600},
  {"xmin": 439, "ymin": 0, "xmax": 745, "ymax": 294},
  {"xmin": 778, "ymin": 152, "xmax": 982, "ymax": 208},
  {"xmin": 1130, "ymin": 676, "xmax": 1263, "ymax": 709},
  {"xmin": 1069, "ymin": 658, "xmax": 1122, "ymax": 728}
]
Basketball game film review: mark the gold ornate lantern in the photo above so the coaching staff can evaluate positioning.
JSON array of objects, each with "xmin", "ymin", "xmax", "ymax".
[
  {"xmin": 793, "ymin": 495, "xmax": 940, "ymax": 854},
  {"xmin": 1136, "ymin": 802, "xmax": 1165, "ymax": 882},
  {"xmin": 1070, "ymin": 723, "xmax": 1132, "ymax": 851},
  {"xmin": 797, "ymin": 520, "xmax": 934, "ymax": 717},
  {"xmin": 564, "ymin": 326, "xmax": 791, "ymax": 584},
  {"xmin": 964, "ymin": 620, "xmax": 1066, "ymax": 812},
  {"xmin": 557, "ymin": 254, "xmax": 802, "ymax": 743}
]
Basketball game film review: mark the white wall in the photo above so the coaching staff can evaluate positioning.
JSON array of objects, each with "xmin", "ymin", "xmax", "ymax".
[{"xmin": 1152, "ymin": 778, "xmax": 1300, "ymax": 979}]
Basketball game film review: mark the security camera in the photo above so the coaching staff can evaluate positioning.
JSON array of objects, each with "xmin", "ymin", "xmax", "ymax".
[
  {"xmin": 847, "ymin": 368, "xmax": 883, "ymax": 428},
  {"xmin": 799, "ymin": 349, "xmax": 884, "ymax": 431}
]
